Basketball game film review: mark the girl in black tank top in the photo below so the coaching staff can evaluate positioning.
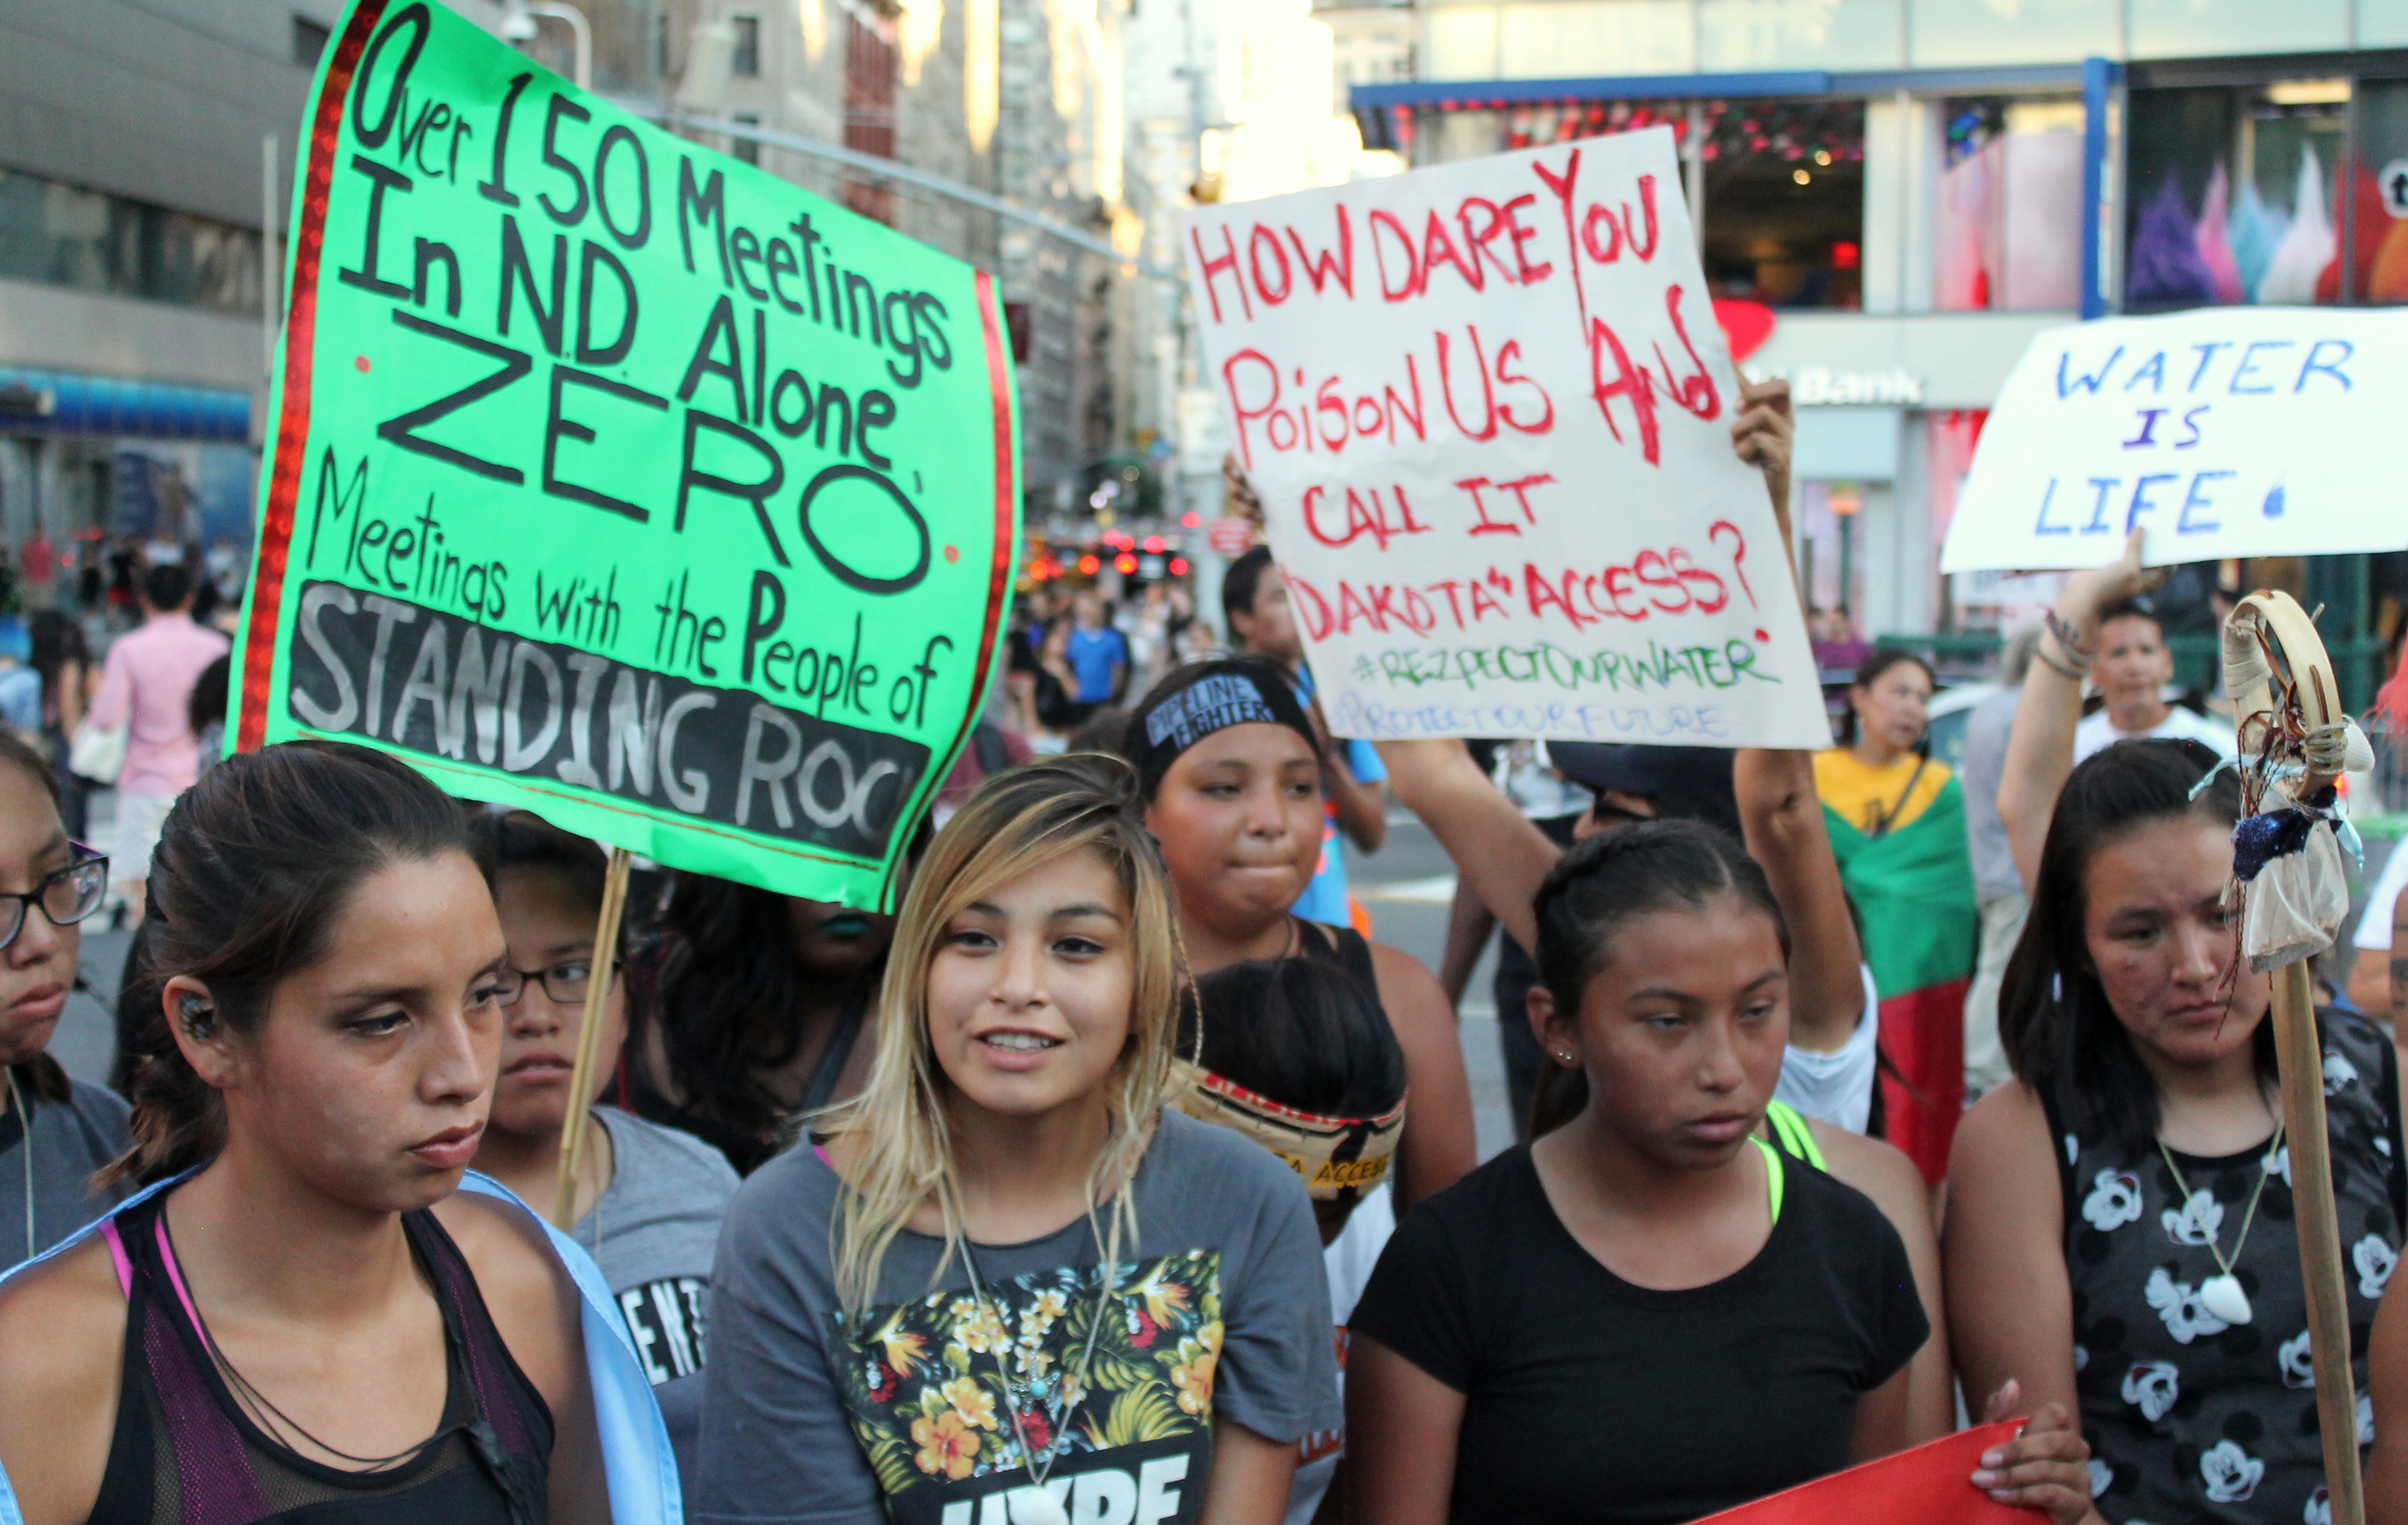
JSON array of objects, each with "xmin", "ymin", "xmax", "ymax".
[
  {"xmin": 91, "ymin": 1191, "xmax": 552, "ymax": 1525},
  {"xmin": 1124, "ymin": 657, "xmax": 1476, "ymax": 1210},
  {"xmin": 0, "ymin": 744, "xmax": 612, "ymax": 1525}
]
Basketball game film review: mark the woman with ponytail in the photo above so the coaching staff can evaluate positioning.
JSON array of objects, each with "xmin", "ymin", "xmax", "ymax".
[
  {"xmin": 697, "ymin": 754, "xmax": 1338, "ymax": 1525},
  {"xmin": 0, "ymin": 740, "xmax": 676, "ymax": 1525}
]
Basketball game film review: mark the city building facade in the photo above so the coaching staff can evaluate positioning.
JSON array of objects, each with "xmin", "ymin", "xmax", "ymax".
[
  {"xmin": 1348, "ymin": 0, "xmax": 2408, "ymax": 698},
  {"xmin": 0, "ymin": 0, "xmax": 420, "ymax": 573},
  {"xmin": 663, "ymin": 0, "xmax": 1139, "ymax": 509}
]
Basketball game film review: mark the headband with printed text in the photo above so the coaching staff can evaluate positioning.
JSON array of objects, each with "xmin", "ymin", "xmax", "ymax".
[{"xmin": 1169, "ymin": 1057, "xmax": 1405, "ymax": 1203}]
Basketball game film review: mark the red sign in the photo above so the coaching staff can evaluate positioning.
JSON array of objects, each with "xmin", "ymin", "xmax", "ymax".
[
  {"xmin": 1208, "ymin": 517, "xmax": 1257, "ymax": 556},
  {"xmin": 1692, "ymin": 1422, "xmax": 2032, "ymax": 1525}
]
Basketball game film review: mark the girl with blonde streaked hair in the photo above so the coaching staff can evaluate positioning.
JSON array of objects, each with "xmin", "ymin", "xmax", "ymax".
[{"xmin": 697, "ymin": 753, "xmax": 1338, "ymax": 1525}]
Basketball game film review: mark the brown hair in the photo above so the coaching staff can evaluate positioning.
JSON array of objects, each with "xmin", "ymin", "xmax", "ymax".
[{"xmin": 107, "ymin": 741, "xmax": 475, "ymax": 1185}]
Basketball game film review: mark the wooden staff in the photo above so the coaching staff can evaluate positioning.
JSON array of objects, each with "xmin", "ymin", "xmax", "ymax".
[
  {"xmin": 552, "ymin": 846, "xmax": 633, "ymax": 1230},
  {"xmin": 2229, "ymin": 590, "xmax": 2361, "ymax": 1525}
]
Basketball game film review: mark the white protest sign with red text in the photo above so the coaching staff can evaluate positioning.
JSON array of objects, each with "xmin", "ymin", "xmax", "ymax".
[{"xmin": 1182, "ymin": 128, "xmax": 1828, "ymax": 748}]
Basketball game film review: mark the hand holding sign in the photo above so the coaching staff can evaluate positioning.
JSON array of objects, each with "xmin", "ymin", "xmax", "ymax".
[
  {"xmin": 1182, "ymin": 129, "xmax": 1828, "ymax": 749},
  {"xmin": 1730, "ymin": 377, "xmax": 1797, "ymax": 554},
  {"xmin": 1969, "ymin": 1381, "xmax": 2101, "ymax": 1525}
]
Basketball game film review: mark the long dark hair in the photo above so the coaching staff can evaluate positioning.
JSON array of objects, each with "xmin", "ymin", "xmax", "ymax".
[
  {"xmin": 108, "ymin": 741, "xmax": 475, "ymax": 1185},
  {"xmin": 1527, "ymin": 819, "xmax": 1791, "ymax": 1136},
  {"xmin": 27, "ymin": 609, "xmax": 87, "ymax": 703},
  {"xmin": 187, "ymin": 653, "xmax": 230, "ymax": 742},
  {"xmin": 0, "ymin": 729, "xmax": 73, "ymax": 1105},
  {"xmin": 1838, "ymin": 649, "xmax": 1933, "ymax": 746},
  {"xmin": 1188, "ymin": 957, "xmax": 1406, "ymax": 1118},
  {"xmin": 633, "ymin": 874, "xmax": 874, "ymax": 1163},
  {"xmin": 1998, "ymin": 738, "xmax": 2264, "ymax": 1158}
]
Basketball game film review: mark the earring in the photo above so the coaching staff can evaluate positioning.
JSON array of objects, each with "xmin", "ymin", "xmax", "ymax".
[
  {"xmin": 1555, "ymin": 1049, "xmax": 1575, "ymax": 1065},
  {"xmin": 179, "ymin": 994, "xmax": 216, "ymax": 1036}
]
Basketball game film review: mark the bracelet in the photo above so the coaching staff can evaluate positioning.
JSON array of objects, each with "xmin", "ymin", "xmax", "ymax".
[
  {"xmin": 2033, "ymin": 643, "xmax": 2089, "ymax": 682},
  {"xmin": 2044, "ymin": 610, "xmax": 2098, "ymax": 664}
]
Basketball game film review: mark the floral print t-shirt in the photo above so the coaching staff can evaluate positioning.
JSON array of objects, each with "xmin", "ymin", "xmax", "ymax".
[
  {"xmin": 2043, "ymin": 1012, "xmax": 2405, "ymax": 1525},
  {"xmin": 694, "ymin": 1111, "xmax": 1339, "ymax": 1525}
]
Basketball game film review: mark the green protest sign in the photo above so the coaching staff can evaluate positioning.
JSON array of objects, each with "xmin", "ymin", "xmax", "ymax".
[{"xmin": 234, "ymin": 0, "xmax": 1020, "ymax": 908}]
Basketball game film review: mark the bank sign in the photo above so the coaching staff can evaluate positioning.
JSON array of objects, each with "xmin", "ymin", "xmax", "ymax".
[{"xmin": 234, "ymin": 0, "xmax": 1019, "ymax": 907}]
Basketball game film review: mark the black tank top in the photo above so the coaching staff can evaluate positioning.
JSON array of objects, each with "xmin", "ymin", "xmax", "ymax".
[{"xmin": 89, "ymin": 1191, "xmax": 554, "ymax": 1525}]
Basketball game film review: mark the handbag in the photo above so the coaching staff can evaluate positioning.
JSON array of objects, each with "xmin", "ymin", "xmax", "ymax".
[{"xmin": 68, "ymin": 716, "xmax": 127, "ymax": 785}]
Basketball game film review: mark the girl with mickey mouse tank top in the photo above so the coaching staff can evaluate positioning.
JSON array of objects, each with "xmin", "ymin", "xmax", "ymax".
[{"xmin": 1949, "ymin": 733, "xmax": 2404, "ymax": 1525}]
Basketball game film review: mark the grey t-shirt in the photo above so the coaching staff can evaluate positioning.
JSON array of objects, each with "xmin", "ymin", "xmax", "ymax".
[
  {"xmin": 1958, "ymin": 684, "xmax": 2022, "ymax": 903},
  {"xmin": 696, "ymin": 1109, "xmax": 1340, "ymax": 1525},
  {"xmin": 574, "ymin": 1105, "xmax": 741, "ymax": 1487},
  {"xmin": 0, "ymin": 1074, "xmax": 130, "ymax": 1264}
]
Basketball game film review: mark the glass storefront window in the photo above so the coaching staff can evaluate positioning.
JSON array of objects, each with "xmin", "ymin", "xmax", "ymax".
[
  {"xmin": 1422, "ymin": 3, "xmax": 1497, "ymax": 81},
  {"xmin": 1935, "ymin": 98, "xmax": 2085, "ymax": 311},
  {"xmin": 2124, "ymin": 81, "xmax": 2350, "ymax": 309},
  {"xmin": 2127, "ymin": 0, "xmax": 2346, "ymax": 59},
  {"xmin": 1698, "ymin": 0, "xmax": 1902, "ymax": 72},
  {"xmin": 2346, "ymin": 78, "xmax": 2408, "ymax": 304},
  {"xmin": 1906, "ymin": 0, "xmax": 2115, "ymax": 70},
  {"xmin": 0, "ymin": 167, "xmax": 261, "ymax": 317},
  {"xmin": 1701, "ymin": 99, "xmax": 1865, "ymax": 308},
  {"xmin": 1412, "ymin": 96, "xmax": 1864, "ymax": 308},
  {"xmin": 1495, "ymin": 0, "xmax": 1692, "ymax": 79},
  {"xmin": 2367, "ymin": 0, "xmax": 2408, "ymax": 47},
  {"xmin": 1421, "ymin": 106, "xmax": 1506, "ymax": 164}
]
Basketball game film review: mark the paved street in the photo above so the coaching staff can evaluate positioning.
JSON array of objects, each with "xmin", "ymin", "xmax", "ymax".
[{"xmin": 1343, "ymin": 814, "xmax": 1517, "ymax": 1161}]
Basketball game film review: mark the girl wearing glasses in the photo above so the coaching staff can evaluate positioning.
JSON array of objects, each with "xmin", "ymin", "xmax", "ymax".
[
  {"xmin": 468, "ymin": 810, "xmax": 739, "ymax": 1493},
  {"xmin": 0, "ymin": 740, "xmax": 677, "ymax": 1525},
  {"xmin": 0, "ymin": 729, "xmax": 128, "ymax": 1263}
]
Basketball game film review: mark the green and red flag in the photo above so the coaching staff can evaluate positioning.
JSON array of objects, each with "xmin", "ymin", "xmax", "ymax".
[{"xmin": 1826, "ymin": 779, "xmax": 1979, "ymax": 1183}]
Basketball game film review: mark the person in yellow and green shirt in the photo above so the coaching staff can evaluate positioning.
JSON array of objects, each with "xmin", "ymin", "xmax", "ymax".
[{"xmin": 1812, "ymin": 650, "xmax": 1977, "ymax": 1185}]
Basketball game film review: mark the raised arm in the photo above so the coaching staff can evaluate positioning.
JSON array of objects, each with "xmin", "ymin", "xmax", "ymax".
[
  {"xmin": 1729, "ymin": 377, "xmax": 1862, "ymax": 1051},
  {"xmin": 1374, "ymin": 739, "xmax": 1556, "ymax": 953},
  {"xmin": 1998, "ymin": 529, "xmax": 2156, "ymax": 894},
  {"xmin": 1436, "ymin": 880, "xmax": 1495, "ymax": 1009}
]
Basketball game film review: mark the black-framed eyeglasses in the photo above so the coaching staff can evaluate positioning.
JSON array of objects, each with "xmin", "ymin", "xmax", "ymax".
[
  {"xmin": 0, "ymin": 844, "xmax": 109, "ymax": 951},
  {"xmin": 491, "ymin": 957, "xmax": 622, "ymax": 1008}
]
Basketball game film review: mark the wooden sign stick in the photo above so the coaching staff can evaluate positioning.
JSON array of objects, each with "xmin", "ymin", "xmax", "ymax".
[
  {"xmin": 2275, "ymin": 955, "xmax": 2363, "ymax": 1525},
  {"xmin": 552, "ymin": 846, "xmax": 633, "ymax": 1230},
  {"xmin": 2229, "ymin": 591, "xmax": 2362, "ymax": 1525}
]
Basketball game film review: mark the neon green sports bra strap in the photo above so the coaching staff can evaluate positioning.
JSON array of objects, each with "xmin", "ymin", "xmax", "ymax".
[
  {"xmin": 1764, "ymin": 1100, "xmax": 1827, "ymax": 1172},
  {"xmin": 1749, "ymin": 1134, "xmax": 1786, "ymax": 1225}
]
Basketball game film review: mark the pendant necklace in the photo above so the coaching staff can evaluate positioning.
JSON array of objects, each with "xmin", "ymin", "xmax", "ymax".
[
  {"xmin": 959, "ymin": 1237, "xmax": 1113, "ymax": 1525},
  {"xmin": 160, "ymin": 1211, "xmax": 444, "ymax": 1470},
  {"xmin": 2156, "ymin": 1120, "xmax": 2286, "ymax": 1326}
]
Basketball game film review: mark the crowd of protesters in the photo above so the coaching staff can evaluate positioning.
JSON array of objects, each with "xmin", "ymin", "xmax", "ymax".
[{"xmin": 0, "ymin": 379, "xmax": 2403, "ymax": 1525}]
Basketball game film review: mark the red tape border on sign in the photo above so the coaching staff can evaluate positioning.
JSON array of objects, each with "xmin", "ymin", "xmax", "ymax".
[
  {"xmin": 238, "ymin": 0, "xmax": 391, "ymax": 753},
  {"xmin": 1688, "ymin": 1422, "xmax": 2034, "ymax": 1525}
]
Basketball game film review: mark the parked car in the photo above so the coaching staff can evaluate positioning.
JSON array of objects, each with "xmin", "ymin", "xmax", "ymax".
[{"xmin": 1923, "ymin": 682, "xmax": 2000, "ymax": 772}]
